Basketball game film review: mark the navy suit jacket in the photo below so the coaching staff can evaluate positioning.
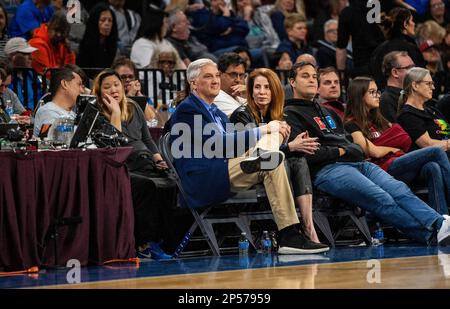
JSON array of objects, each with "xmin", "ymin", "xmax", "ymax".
[{"xmin": 170, "ymin": 94, "xmax": 258, "ymax": 208}]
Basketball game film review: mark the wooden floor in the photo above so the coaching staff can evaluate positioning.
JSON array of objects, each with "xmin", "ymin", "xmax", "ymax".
[{"xmin": 39, "ymin": 255, "xmax": 450, "ymax": 289}]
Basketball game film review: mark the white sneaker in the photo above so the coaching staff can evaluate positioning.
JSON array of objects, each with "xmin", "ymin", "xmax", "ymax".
[{"xmin": 437, "ymin": 215, "xmax": 450, "ymax": 246}]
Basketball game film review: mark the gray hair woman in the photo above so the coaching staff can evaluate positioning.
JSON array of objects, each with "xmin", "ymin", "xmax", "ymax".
[{"xmin": 397, "ymin": 67, "xmax": 450, "ymax": 152}]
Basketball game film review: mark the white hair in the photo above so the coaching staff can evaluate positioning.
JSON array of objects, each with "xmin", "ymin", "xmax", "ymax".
[
  {"xmin": 323, "ymin": 19, "xmax": 338, "ymax": 35},
  {"xmin": 186, "ymin": 58, "xmax": 217, "ymax": 82}
]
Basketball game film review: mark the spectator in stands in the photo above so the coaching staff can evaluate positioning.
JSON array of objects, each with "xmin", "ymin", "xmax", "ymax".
[
  {"xmin": 33, "ymin": 66, "xmax": 83, "ymax": 136},
  {"xmin": 170, "ymin": 58, "xmax": 329, "ymax": 254},
  {"xmin": 0, "ymin": 3, "xmax": 9, "ymax": 61},
  {"xmin": 423, "ymin": 0, "xmax": 449, "ymax": 27},
  {"xmin": 92, "ymin": 69, "xmax": 176, "ymax": 260},
  {"xmin": 316, "ymin": 19, "xmax": 339, "ymax": 69},
  {"xmin": 29, "ymin": 12, "xmax": 76, "ymax": 75},
  {"xmin": 317, "ymin": 66, "xmax": 345, "ymax": 119},
  {"xmin": 188, "ymin": 0, "xmax": 249, "ymax": 57},
  {"xmin": 419, "ymin": 40, "xmax": 446, "ymax": 97},
  {"xmin": 131, "ymin": 5, "xmax": 181, "ymax": 71},
  {"xmin": 284, "ymin": 53, "xmax": 316, "ymax": 100},
  {"xmin": 398, "ymin": 67, "xmax": 450, "ymax": 151},
  {"xmin": 231, "ymin": 0, "xmax": 280, "ymax": 50},
  {"xmin": 276, "ymin": 13, "xmax": 312, "ymax": 64},
  {"xmin": 4, "ymin": 37, "xmax": 42, "ymax": 111},
  {"xmin": 336, "ymin": 0, "xmax": 385, "ymax": 78},
  {"xmin": 8, "ymin": 0, "xmax": 54, "ymax": 40},
  {"xmin": 230, "ymin": 68, "xmax": 323, "ymax": 243},
  {"xmin": 379, "ymin": 51, "xmax": 415, "ymax": 123},
  {"xmin": 77, "ymin": 3, "xmax": 118, "ymax": 72},
  {"xmin": 109, "ymin": 0, "xmax": 141, "ymax": 57},
  {"xmin": 370, "ymin": 7, "xmax": 426, "ymax": 89},
  {"xmin": 0, "ymin": 62, "xmax": 29, "ymax": 121},
  {"xmin": 284, "ymin": 61, "xmax": 450, "ymax": 246},
  {"xmin": 311, "ymin": 0, "xmax": 347, "ymax": 42},
  {"xmin": 270, "ymin": 0, "xmax": 305, "ymax": 42},
  {"xmin": 147, "ymin": 41, "xmax": 186, "ymax": 106},
  {"xmin": 416, "ymin": 20, "xmax": 447, "ymax": 46},
  {"xmin": 166, "ymin": 9, "xmax": 217, "ymax": 66},
  {"xmin": 111, "ymin": 56, "xmax": 157, "ymax": 122},
  {"xmin": 214, "ymin": 52, "xmax": 247, "ymax": 117},
  {"xmin": 344, "ymin": 76, "xmax": 450, "ymax": 215}
]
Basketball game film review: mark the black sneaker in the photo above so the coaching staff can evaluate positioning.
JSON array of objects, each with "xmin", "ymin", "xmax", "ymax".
[
  {"xmin": 240, "ymin": 149, "xmax": 284, "ymax": 174},
  {"xmin": 278, "ymin": 233, "xmax": 330, "ymax": 255}
]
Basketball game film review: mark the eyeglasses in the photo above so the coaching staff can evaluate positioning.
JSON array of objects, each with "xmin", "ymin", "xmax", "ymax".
[
  {"xmin": 223, "ymin": 72, "xmax": 248, "ymax": 80},
  {"xmin": 395, "ymin": 64, "xmax": 415, "ymax": 70},
  {"xmin": 418, "ymin": 80, "xmax": 435, "ymax": 87},
  {"xmin": 326, "ymin": 29, "xmax": 337, "ymax": 34},
  {"xmin": 119, "ymin": 74, "xmax": 135, "ymax": 81},
  {"xmin": 431, "ymin": 2, "xmax": 445, "ymax": 9},
  {"xmin": 368, "ymin": 89, "xmax": 381, "ymax": 97},
  {"xmin": 158, "ymin": 60, "xmax": 176, "ymax": 66}
]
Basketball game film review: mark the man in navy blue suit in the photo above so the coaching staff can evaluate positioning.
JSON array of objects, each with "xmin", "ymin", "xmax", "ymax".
[{"xmin": 169, "ymin": 58, "xmax": 329, "ymax": 254}]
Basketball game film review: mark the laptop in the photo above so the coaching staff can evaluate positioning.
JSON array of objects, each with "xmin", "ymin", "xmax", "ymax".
[
  {"xmin": 69, "ymin": 103, "xmax": 100, "ymax": 148},
  {"xmin": 128, "ymin": 96, "xmax": 148, "ymax": 113}
]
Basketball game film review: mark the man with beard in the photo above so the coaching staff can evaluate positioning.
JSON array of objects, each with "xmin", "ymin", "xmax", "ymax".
[{"xmin": 29, "ymin": 12, "xmax": 76, "ymax": 75}]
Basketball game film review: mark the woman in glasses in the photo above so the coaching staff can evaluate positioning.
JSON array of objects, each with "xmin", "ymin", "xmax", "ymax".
[
  {"xmin": 345, "ymin": 76, "xmax": 450, "ymax": 215},
  {"xmin": 111, "ymin": 56, "xmax": 157, "ymax": 122},
  {"xmin": 230, "ymin": 68, "xmax": 324, "ymax": 243}
]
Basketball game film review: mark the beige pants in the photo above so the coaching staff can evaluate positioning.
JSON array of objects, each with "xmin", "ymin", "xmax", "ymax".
[{"xmin": 228, "ymin": 133, "xmax": 299, "ymax": 230}]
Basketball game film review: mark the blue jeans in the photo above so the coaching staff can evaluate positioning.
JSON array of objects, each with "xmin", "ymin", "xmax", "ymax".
[
  {"xmin": 314, "ymin": 161, "xmax": 443, "ymax": 244},
  {"xmin": 387, "ymin": 147, "xmax": 450, "ymax": 215}
]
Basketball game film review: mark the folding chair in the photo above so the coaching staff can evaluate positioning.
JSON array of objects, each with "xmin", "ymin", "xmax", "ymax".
[{"xmin": 159, "ymin": 132, "xmax": 263, "ymax": 257}]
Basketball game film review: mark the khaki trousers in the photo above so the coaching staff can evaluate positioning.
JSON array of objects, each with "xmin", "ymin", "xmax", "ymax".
[{"xmin": 228, "ymin": 133, "xmax": 299, "ymax": 230}]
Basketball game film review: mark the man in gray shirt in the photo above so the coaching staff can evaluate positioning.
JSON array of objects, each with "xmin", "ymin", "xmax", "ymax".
[
  {"xmin": 109, "ymin": 0, "xmax": 141, "ymax": 57},
  {"xmin": 33, "ymin": 67, "xmax": 83, "ymax": 137}
]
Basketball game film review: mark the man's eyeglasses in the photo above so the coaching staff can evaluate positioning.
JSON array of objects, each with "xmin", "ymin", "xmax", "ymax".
[
  {"xmin": 223, "ymin": 72, "xmax": 248, "ymax": 80},
  {"xmin": 119, "ymin": 74, "xmax": 135, "ymax": 81},
  {"xmin": 395, "ymin": 65, "xmax": 415, "ymax": 70},
  {"xmin": 418, "ymin": 80, "xmax": 435, "ymax": 87},
  {"xmin": 326, "ymin": 29, "xmax": 337, "ymax": 34},
  {"xmin": 368, "ymin": 89, "xmax": 381, "ymax": 97}
]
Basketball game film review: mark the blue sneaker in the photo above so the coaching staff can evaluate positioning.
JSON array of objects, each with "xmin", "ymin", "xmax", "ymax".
[
  {"xmin": 148, "ymin": 241, "xmax": 173, "ymax": 260},
  {"xmin": 137, "ymin": 246, "xmax": 153, "ymax": 259}
]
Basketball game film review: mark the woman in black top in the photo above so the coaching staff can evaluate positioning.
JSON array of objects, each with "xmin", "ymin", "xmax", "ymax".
[
  {"xmin": 92, "ymin": 69, "xmax": 176, "ymax": 260},
  {"xmin": 77, "ymin": 3, "xmax": 118, "ymax": 74},
  {"xmin": 231, "ymin": 68, "xmax": 323, "ymax": 243},
  {"xmin": 398, "ymin": 67, "xmax": 450, "ymax": 152},
  {"xmin": 370, "ymin": 7, "xmax": 426, "ymax": 88}
]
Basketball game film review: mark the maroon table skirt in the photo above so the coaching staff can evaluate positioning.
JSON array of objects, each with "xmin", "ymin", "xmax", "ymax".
[{"xmin": 0, "ymin": 147, "xmax": 135, "ymax": 271}]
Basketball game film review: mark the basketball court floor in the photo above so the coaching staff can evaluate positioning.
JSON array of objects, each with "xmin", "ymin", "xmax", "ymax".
[{"xmin": 2, "ymin": 245, "xmax": 450, "ymax": 289}]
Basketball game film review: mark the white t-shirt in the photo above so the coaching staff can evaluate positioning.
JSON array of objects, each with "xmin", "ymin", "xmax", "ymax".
[
  {"xmin": 33, "ymin": 101, "xmax": 76, "ymax": 137},
  {"xmin": 214, "ymin": 90, "xmax": 247, "ymax": 117}
]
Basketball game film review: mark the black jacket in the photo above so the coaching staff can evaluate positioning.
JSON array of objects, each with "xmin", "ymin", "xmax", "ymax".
[{"xmin": 284, "ymin": 98, "xmax": 364, "ymax": 177}]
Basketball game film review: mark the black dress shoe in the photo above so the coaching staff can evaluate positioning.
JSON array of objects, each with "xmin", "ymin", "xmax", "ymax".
[{"xmin": 240, "ymin": 149, "xmax": 285, "ymax": 174}]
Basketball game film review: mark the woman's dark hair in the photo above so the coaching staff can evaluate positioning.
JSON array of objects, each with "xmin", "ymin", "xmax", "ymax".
[
  {"xmin": 380, "ymin": 7, "xmax": 413, "ymax": 39},
  {"xmin": 77, "ymin": 3, "xmax": 118, "ymax": 69},
  {"xmin": 111, "ymin": 56, "xmax": 139, "ymax": 79},
  {"xmin": 344, "ymin": 77, "xmax": 390, "ymax": 141},
  {"xmin": 0, "ymin": 3, "xmax": 8, "ymax": 38},
  {"xmin": 137, "ymin": 4, "xmax": 168, "ymax": 41}
]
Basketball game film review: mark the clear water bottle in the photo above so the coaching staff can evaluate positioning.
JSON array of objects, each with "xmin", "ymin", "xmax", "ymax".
[
  {"xmin": 53, "ymin": 116, "xmax": 75, "ymax": 146},
  {"xmin": 372, "ymin": 223, "xmax": 384, "ymax": 246},
  {"xmin": 238, "ymin": 232, "xmax": 249, "ymax": 256},
  {"xmin": 4, "ymin": 99, "xmax": 13, "ymax": 117},
  {"xmin": 167, "ymin": 100, "xmax": 176, "ymax": 117},
  {"xmin": 261, "ymin": 231, "xmax": 272, "ymax": 254}
]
